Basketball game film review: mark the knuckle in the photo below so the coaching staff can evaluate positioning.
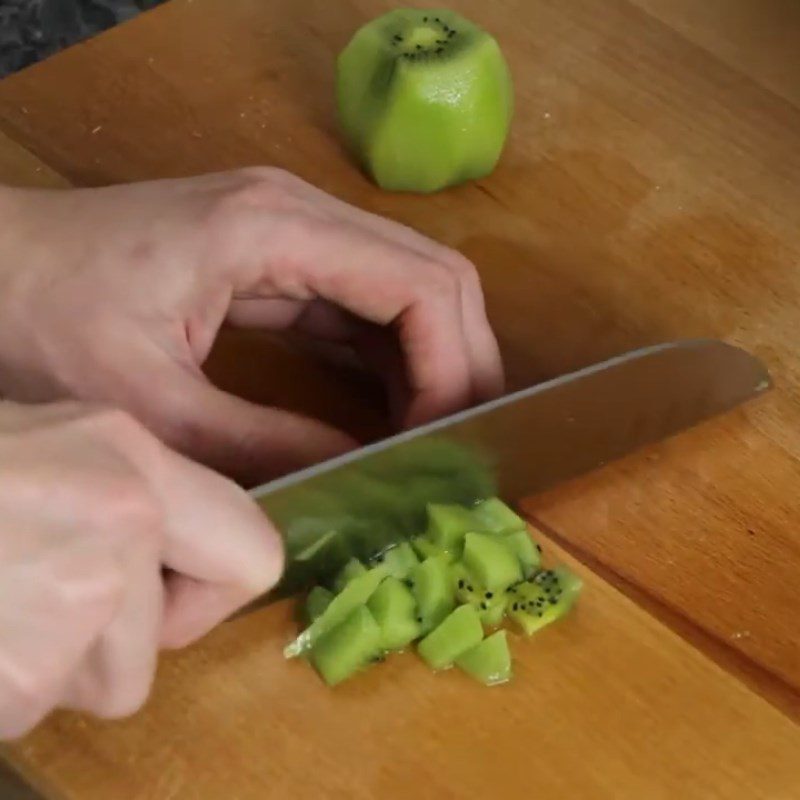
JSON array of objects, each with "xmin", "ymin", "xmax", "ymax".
[
  {"xmin": 445, "ymin": 251, "xmax": 478, "ymax": 282},
  {"xmin": 425, "ymin": 261, "xmax": 460, "ymax": 298}
]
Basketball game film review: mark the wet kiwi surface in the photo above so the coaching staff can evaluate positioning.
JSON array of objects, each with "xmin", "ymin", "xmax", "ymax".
[
  {"xmin": 336, "ymin": 9, "xmax": 513, "ymax": 192},
  {"xmin": 286, "ymin": 499, "xmax": 582, "ymax": 687}
]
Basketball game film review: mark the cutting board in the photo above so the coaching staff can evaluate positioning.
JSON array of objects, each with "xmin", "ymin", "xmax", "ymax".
[
  {"xmin": 0, "ymin": 131, "xmax": 797, "ymax": 799},
  {"xmin": 1, "ymin": 0, "xmax": 800, "ymax": 795}
]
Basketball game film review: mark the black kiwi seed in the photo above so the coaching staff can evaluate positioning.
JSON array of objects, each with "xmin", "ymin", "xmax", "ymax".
[
  {"xmin": 480, "ymin": 602, "xmax": 488, "ymax": 610},
  {"xmin": 467, "ymin": 585, "xmax": 474, "ymax": 593},
  {"xmin": 416, "ymin": 616, "xmax": 423, "ymax": 623},
  {"xmin": 549, "ymin": 598, "xmax": 558, "ymax": 605},
  {"xmin": 512, "ymin": 603, "xmax": 519, "ymax": 611},
  {"xmin": 458, "ymin": 579, "xmax": 465, "ymax": 589},
  {"xmin": 485, "ymin": 591, "xmax": 494, "ymax": 599},
  {"xmin": 436, "ymin": 48, "xmax": 443, "ymax": 54},
  {"xmin": 448, "ymin": 30, "xmax": 455, "ymax": 37},
  {"xmin": 423, "ymin": 16, "xmax": 428, "ymax": 21},
  {"xmin": 536, "ymin": 544, "xmax": 543, "ymax": 552}
]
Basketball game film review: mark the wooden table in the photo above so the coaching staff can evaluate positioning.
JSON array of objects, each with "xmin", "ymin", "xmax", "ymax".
[{"xmin": 1, "ymin": 1, "xmax": 799, "ymax": 797}]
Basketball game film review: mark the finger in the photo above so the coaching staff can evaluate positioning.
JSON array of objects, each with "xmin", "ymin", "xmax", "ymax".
[
  {"xmin": 61, "ymin": 531, "xmax": 163, "ymax": 720},
  {"xmin": 130, "ymin": 356, "xmax": 357, "ymax": 486},
  {"xmin": 148, "ymin": 445, "xmax": 285, "ymax": 648},
  {"xmin": 273, "ymin": 177, "xmax": 505, "ymax": 401},
  {"xmin": 237, "ymin": 216, "xmax": 474, "ymax": 425},
  {"xmin": 0, "ymin": 538, "xmax": 123, "ymax": 738}
]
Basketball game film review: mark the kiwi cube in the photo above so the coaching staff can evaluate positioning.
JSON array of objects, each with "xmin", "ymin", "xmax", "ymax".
[
  {"xmin": 371, "ymin": 541, "xmax": 419, "ymax": 580},
  {"xmin": 472, "ymin": 498, "xmax": 526, "ymax": 534},
  {"xmin": 306, "ymin": 585, "xmax": 334, "ymax": 623},
  {"xmin": 462, "ymin": 532, "xmax": 522, "ymax": 592},
  {"xmin": 368, "ymin": 576, "xmax": 422, "ymax": 651},
  {"xmin": 500, "ymin": 530, "xmax": 541, "ymax": 578},
  {"xmin": 456, "ymin": 630, "xmax": 512, "ymax": 685},
  {"xmin": 508, "ymin": 566, "xmax": 583, "ymax": 636},
  {"xmin": 284, "ymin": 564, "xmax": 389, "ymax": 658},
  {"xmin": 411, "ymin": 536, "xmax": 454, "ymax": 563},
  {"xmin": 310, "ymin": 606, "xmax": 383, "ymax": 686},
  {"xmin": 417, "ymin": 604, "xmax": 484, "ymax": 670},
  {"xmin": 451, "ymin": 562, "xmax": 508, "ymax": 627},
  {"xmin": 333, "ymin": 557, "xmax": 368, "ymax": 593},
  {"xmin": 424, "ymin": 502, "xmax": 478, "ymax": 553},
  {"xmin": 409, "ymin": 555, "xmax": 456, "ymax": 634}
]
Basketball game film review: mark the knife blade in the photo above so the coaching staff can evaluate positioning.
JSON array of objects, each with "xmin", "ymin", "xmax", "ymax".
[{"xmin": 244, "ymin": 339, "xmax": 770, "ymax": 606}]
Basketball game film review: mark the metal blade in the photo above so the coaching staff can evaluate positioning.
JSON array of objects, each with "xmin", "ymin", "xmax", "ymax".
[{"xmin": 244, "ymin": 339, "xmax": 770, "ymax": 605}]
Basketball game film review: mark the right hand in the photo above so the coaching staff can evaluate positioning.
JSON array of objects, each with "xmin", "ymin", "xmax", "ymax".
[{"xmin": 0, "ymin": 400, "xmax": 283, "ymax": 739}]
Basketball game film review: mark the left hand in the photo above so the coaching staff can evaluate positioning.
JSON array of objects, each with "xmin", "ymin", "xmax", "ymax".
[{"xmin": 0, "ymin": 168, "xmax": 503, "ymax": 484}]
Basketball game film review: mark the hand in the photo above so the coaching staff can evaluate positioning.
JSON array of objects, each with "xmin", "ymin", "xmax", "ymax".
[
  {"xmin": 0, "ymin": 170, "xmax": 503, "ymax": 484},
  {"xmin": 0, "ymin": 400, "xmax": 282, "ymax": 739}
]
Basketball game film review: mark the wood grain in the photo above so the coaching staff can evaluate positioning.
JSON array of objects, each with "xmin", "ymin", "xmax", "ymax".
[{"xmin": 0, "ymin": 0, "xmax": 799, "ymax": 796}]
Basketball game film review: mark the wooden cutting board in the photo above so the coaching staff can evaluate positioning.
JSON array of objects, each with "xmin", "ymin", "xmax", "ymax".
[{"xmin": 1, "ymin": 0, "xmax": 800, "ymax": 796}]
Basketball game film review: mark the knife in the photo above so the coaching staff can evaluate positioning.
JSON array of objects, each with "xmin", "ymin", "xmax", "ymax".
[{"xmin": 244, "ymin": 339, "xmax": 770, "ymax": 608}]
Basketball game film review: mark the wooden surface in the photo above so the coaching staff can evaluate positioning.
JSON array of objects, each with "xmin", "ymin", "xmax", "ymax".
[{"xmin": 1, "ymin": 0, "xmax": 800, "ymax": 796}]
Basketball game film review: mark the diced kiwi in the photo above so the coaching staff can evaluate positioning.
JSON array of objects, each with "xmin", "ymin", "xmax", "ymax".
[
  {"xmin": 368, "ymin": 576, "xmax": 422, "ymax": 651},
  {"xmin": 333, "ymin": 557, "xmax": 368, "ymax": 593},
  {"xmin": 309, "ymin": 606, "xmax": 383, "ymax": 686},
  {"xmin": 456, "ymin": 630, "xmax": 511, "ymax": 685},
  {"xmin": 462, "ymin": 532, "xmax": 522, "ymax": 592},
  {"xmin": 501, "ymin": 530, "xmax": 541, "ymax": 579},
  {"xmin": 507, "ymin": 567, "xmax": 582, "ymax": 636},
  {"xmin": 472, "ymin": 498, "xmax": 526, "ymax": 534},
  {"xmin": 409, "ymin": 555, "xmax": 455, "ymax": 634},
  {"xmin": 370, "ymin": 541, "xmax": 419, "ymax": 580},
  {"xmin": 336, "ymin": 9, "xmax": 514, "ymax": 193},
  {"xmin": 451, "ymin": 563, "xmax": 508, "ymax": 628},
  {"xmin": 284, "ymin": 565, "xmax": 389, "ymax": 658},
  {"xmin": 305, "ymin": 585, "xmax": 334, "ymax": 623},
  {"xmin": 424, "ymin": 502, "xmax": 478, "ymax": 553},
  {"xmin": 417, "ymin": 604, "xmax": 484, "ymax": 670},
  {"xmin": 411, "ymin": 536, "xmax": 454, "ymax": 563}
]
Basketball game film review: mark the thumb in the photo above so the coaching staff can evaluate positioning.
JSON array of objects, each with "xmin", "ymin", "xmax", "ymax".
[{"xmin": 143, "ymin": 363, "xmax": 357, "ymax": 486}]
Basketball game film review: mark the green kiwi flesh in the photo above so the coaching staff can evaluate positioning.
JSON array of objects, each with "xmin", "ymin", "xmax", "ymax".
[
  {"xmin": 417, "ymin": 604, "xmax": 484, "ymax": 670},
  {"xmin": 508, "ymin": 567, "xmax": 583, "ymax": 635},
  {"xmin": 368, "ymin": 576, "xmax": 422, "ymax": 650},
  {"xmin": 310, "ymin": 606, "xmax": 383, "ymax": 686},
  {"xmin": 336, "ymin": 8, "xmax": 513, "ymax": 192},
  {"xmin": 456, "ymin": 630, "xmax": 511, "ymax": 685},
  {"xmin": 290, "ymin": 498, "xmax": 581, "ymax": 686}
]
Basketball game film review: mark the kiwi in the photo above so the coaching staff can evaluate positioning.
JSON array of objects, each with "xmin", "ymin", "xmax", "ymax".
[
  {"xmin": 305, "ymin": 585, "xmax": 335, "ymax": 623},
  {"xmin": 507, "ymin": 567, "xmax": 583, "ymax": 636},
  {"xmin": 424, "ymin": 502, "xmax": 478, "ymax": 553},
  {"xmin": 472, "ymin": 498, "xmax": 526, "ymax": 534},
  {"xmin": 411, "ymin": 536, "xmax": 454, "ymax": 563},
  {"xmin": 333, "ymin": 557, "xmax": 368, "ymax": 593},
  {"xmin": 368, "ymin": 576, "xmax": 422, "ymax": 650},
  {"xmin": 310, "ymin": 606, "xmax": 383, "ymax": 686},
  {"xmin": 456, "ymin": 630, "xmax": 511, "ymax": 685},
  {"xmin": 336, "ymin": 8, "xmax": 513, "ymax": 193},
  {"xmin": 409, "ymin": 555, "xmax": 456, "ymax": 633},
  {"xmin": 284, "ymin": 564, "xmax": 388, "ymax": 658},
  {"xmin": 370, "ymin": 541, "xmax": 419, "ymax": 579},
  {"xmin": 500, "ymin": 530, "xmax": 541, "ymax": 579},
  {"xmin": 451, "ymin": 563, "xmax": 508, "ymax": 627},
  {"xmin": 462, "ymin": 532, "xmax": 522, "ymax": 592},
  {"xmin": 417, "ymin": 604, "xmax": 484, "ymax": 670}
]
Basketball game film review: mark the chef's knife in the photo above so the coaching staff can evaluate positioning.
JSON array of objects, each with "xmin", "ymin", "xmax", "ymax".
[{"xmin": 244, "ymin": 339, "xmax": 770, "ymax": 606}]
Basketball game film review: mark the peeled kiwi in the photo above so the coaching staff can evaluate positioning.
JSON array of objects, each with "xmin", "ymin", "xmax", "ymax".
[{"xmin": 336, "ymin": 8, "xmax": 513, "ymax": 193}]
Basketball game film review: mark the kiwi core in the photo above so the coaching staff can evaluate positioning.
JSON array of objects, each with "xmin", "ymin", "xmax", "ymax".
[{"xmin": 391, "ymin": 15, "xmax": 456, "ymax": 58}]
